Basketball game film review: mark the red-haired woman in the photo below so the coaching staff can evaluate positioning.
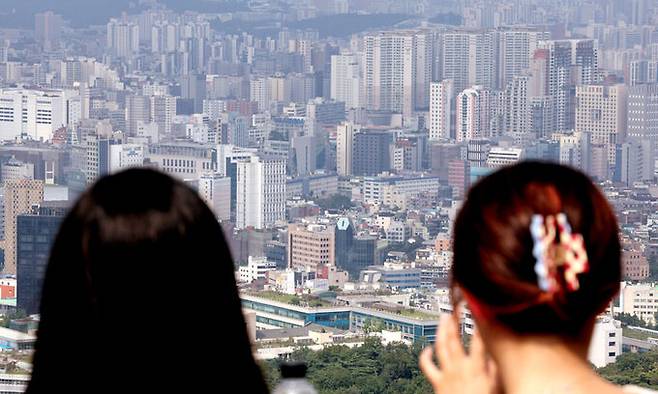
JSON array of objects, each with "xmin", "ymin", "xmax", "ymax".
[{"xmin": 420, "ymin": 161, "xmax": 655, "ymax": 394}]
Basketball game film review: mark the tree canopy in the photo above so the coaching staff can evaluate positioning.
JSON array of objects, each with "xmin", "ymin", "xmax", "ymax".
[{"xmin": 261, "ymin": 337, "xmax": 432, "ymax": 394}]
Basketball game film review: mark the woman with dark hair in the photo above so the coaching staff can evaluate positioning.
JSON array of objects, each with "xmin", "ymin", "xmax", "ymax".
[
  {"xmin": 27, "ymin": 169, "xmax": 268, "ymax": 393},
  {"xmin": 420, "ymin": 162, "xmax": 653, "ymax": 393}
]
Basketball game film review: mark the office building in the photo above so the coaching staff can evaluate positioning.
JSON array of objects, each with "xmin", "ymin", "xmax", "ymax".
[
  {"xmin": 17, "ymin": 205, "xmax": 65, "ymax": 315},
  {"xmin": 198, "ymin": 173, "xmax": 231, "ymax": 221},
  {"xmin": 235, "ymin": 156, "xmax": 286, "ymax": 230},
  {"xmin": 575, "ymin": 84, "xmax": 628, "ymax": 165},
  {"xmin": 352, "ymin": 130, "xmax": 393, "ymax": 176},
  {"xmin": 288, "ymin": 223, "xmax": 336, "ymax": 271},
  {"xmin": 1, "ymin": 157, "xmax": 34, "ymax": 184},
  {"xmin": 0, "ymin": 89, "xmax": 80, "ymax": 141},
  {"xmin": 1, "ymin": 179, "xmax": 44, "ymax": 275}
]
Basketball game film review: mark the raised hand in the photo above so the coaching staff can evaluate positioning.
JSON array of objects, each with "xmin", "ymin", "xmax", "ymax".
[{"xmin": 419, "ymin": 314, "xmax": 500, "ymax": 394}]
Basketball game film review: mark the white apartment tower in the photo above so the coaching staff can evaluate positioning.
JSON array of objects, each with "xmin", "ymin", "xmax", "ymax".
[
  {"xmin": 429, "ymin": 80, "xmax": 453, "ymax": 140},
  {"xmin": 364, "ymin": 30, "xmax": 433, "ymax": 116},
  {"xmin": 456, "ymin": 86, "xmax": 490, "ymax": 142},
  {"xmin": 236, "ymin": 156, "xmax": 286, "ymax": 230},
  {"xmin": 330, "ymin": 53, "xmax": 362, "ymax": 109},
  {"xmin": 107, "ymin": 19, "xmax": 139, "ymax": 58}
]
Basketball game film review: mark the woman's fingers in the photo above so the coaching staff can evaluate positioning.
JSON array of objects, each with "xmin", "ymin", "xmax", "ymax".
[
  {"xmin": 419, "ymin": 347, "xmax": 442, "ymax": 384},
  {"xmin": 469, "ymin": 328, "xmax": 487, "ymax": 372},
  {"xmin": 437, "ymin": 313, "xmax": 465, "ymax": 369}
]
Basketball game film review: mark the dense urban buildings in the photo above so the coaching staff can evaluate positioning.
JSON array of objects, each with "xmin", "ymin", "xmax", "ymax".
[{"xmin": 0, "ymin": 0, "xmax": 656, "ymax": 389}]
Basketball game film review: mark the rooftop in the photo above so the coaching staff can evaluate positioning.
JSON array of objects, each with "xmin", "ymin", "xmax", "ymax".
[{"xmin": 245, "ymin": 291, "xmax": 333, "ymax": 308}]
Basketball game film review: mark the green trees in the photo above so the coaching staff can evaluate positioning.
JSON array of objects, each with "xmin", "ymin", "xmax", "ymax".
[
  {"xmin": 598, "ymin": 350, "xmax": 658, "ymax": 388},
  {"xmin": 261, "ymin": 338, "xmax": 432, "ymax": 394}
]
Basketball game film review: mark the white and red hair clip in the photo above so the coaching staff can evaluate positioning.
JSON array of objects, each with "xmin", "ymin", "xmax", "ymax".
[{"xmin": 530, "ymin": 213, "xmax": 589, "ymax": 293}]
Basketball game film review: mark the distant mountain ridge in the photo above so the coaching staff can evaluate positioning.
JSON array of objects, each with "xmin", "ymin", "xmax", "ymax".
[{"xmin": 0, "ymin": 0, "xmax": 247, "ymax": 29}]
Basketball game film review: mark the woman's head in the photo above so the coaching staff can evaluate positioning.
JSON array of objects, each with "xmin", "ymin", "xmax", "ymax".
[
  {"xmin": 28, "ymin": 169, "xmax": 267, "ymax": 393},
  {"xmin": 452, "ymin": 161, "xmax": 620, "ymax": 338}
]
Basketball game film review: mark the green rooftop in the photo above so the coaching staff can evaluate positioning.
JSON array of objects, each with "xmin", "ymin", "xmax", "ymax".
[{"xmin": 246, "ymin": 291, "xmax": 333, "ymax": 308}]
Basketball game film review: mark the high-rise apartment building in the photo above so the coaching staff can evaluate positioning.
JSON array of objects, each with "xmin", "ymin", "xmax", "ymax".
[
  {"xmin": 628, "ymin": 84, "xmax": 658, "ymax": 152},
  {"xmin": 505, "ymin": 75, "xmax": 531, "ymax": 142},
  {"xmin": 456, "ymin": 86, "xmax": 490, "ymax": 142},
  {"xmin": 364, "ymin": 30, "xmax": 433, "ymax": 116},
  {"xmin": 540, "ymin": 39, "xmax": 599, "ymax": 132},
  {"xmin": 150, "ymin": 95, "xmax": 176, "ymax": 135},
  {"xmin": 429, "ymin": 80, "xmax": 453, "ymax": 140},
  {"xmin": 441, "ymin": 31, "xmax": 497, "ymax": 93},
  {"xmin": 235, "ymin": 156, "xmax": 286, "ymax": 230},
  {"xmin": 330, "ymin": 53, "xmax": 362, "ymax": 109},
  {"xmin": 498, "ymin": 30, "xmax": 549, "ymax": 88},
  {"xmin": 107, "ymin": 18, "xmax": 139, "ymax": 58}
]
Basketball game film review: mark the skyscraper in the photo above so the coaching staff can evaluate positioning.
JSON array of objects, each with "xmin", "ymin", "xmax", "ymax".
[
  {"xmin": 429, "ymin": 80, "xmax": 453, "ymax": 140},
  {"xmin": 235, "ymin": 156, "xmax": 286, "ymax": 230}
]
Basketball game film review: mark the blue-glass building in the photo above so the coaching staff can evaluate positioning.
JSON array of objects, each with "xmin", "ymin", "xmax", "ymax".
[
  {"xmin": 241, "ymin": 295, "xmax": 438, "ymax": 343},
  {"xmin": 17, "ymin": 205, "xmax": 66, "ymax": 315}
]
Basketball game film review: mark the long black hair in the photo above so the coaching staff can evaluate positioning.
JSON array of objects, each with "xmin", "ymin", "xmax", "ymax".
[{"xmin": 27, "ymin": 168, "xmax": 268, "ymax": 393}]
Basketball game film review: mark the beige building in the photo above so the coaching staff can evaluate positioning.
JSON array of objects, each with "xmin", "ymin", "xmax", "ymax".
[
  {"xmin": 288, "ymin": 223, "xmax": 335, "ymax": 272},
  {"xmin": 622, "ymin": 248, "xmax": 650, "ymax": 281},
  {"xmin": 575, "ymin": 84, "xmax": 628, "ymax": 165},
  {"xmin": 620, "ymin": 282, "xmax": 658, "ymax": 325},
  {"xmin": 1, "ymin": 179, "xmax": 44, "ymax": 274}
]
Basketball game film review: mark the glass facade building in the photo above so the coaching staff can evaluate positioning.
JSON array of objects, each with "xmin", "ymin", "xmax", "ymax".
[{"xmin": 16, "ymin": 206, "xmax": 65, "ymax": 315}]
